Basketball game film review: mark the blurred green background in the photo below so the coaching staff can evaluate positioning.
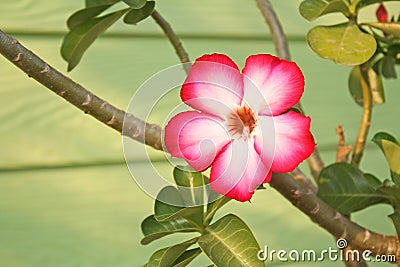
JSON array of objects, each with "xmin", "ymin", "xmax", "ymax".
[{"xmin": 0, "ymin": 0, "xmax": 399, "ymax": 266}]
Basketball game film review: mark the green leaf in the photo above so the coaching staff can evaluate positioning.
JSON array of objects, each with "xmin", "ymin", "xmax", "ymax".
[
  {"xmin": 86, "ymin": 0, "xmax": 120, "ymax": 7},
  {"xmin": 173, "ymin": 166, "xmax": 207, "ymax": 206},
  {"xmin": 356, "ymin": 0, "xmax": 400, "ymax": 10},
  {"xmin": 198, "ymin": 214, "xmax": 264, "ymax": 267},
  {"xmin": 61, "ymin": 9, "xmax": 128, "ymax": 71},
  {"xmin": 171, "ymin": 248, "xmax": 202, "ymax": 267},
  {"xmin": 299, "ymin": 0, "xmax": 350, "ymax": 21},
  {"xmin": 67, "ymin": 5, "xmax": 113, "ymax": 29},
  {"xmin": 372, "ymin": 132, "xmax": 400, "ymax": 184},
  {"xmin": 307, "ymin": 22, "xmax": 377, "ymax": 66},
  {"xmin": 389, "ymin": 210, "xmax": 400, "ymax": 240},
  {"xmin": 154, "ymin": 186, "xmax": 203, "ymax": 227},
  {"xmin": 141, "ymin": 215, "xmax": 200, "ymax": 245},
  {"xmin": 144, "ymin": 238, "xmax": 198, "ymax": 267},
  {"xmin": 382, "ymin": 56, "xmax": 397, "ymax": 79},
  {"xmin": 123, "ymin": 1, "xmax": 155, "ymax": 25},
  {"xmin": 366, "ymin": 22, "xmax": 400, "ymax": 37},
  {"xmin": 122, "ymin": 0, "xmax": 146, "ymax": 9},
  {"xmin": 317, "ymin": 162, "xmax": 390, "ymax": 214},
  {"xmin": 379, "ymin": 179, "xmax": 400, "ymax": 205},
  {"xmin": 348, "ymin": 65, "xmax": 385, "ymax": 106}
]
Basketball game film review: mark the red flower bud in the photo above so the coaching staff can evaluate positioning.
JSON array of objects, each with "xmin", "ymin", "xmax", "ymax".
[{"xmin": 376, "ymin": 3, "xmax": 388, "ymax": 22}]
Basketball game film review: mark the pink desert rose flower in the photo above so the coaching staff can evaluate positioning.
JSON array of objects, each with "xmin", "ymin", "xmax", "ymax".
[{"xmin": 164, "ymin": 54, "xmax": 315, "ymax": 202}]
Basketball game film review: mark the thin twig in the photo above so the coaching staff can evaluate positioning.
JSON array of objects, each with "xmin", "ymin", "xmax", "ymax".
[
  {"xmin": 255, "ymin": 0, "xmax": 324, "ymax": 181},
  {"xmin": 336, "ymin": 125, "xmax": 353, "ymax": 163},
  {"xmin": 1, "ymin": 30, "xmax": 398, "ymax": 263},
  {"xmin": 151, "ymin": 10, "xmax": 191, "ymax": 74},
  {"xmin": 351, "ymin": 64, "xmax": 373, "ymax": 167}
]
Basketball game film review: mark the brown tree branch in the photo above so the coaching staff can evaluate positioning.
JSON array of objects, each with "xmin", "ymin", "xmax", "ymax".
[
  {"xmin": 0, "ymin": 29, "xmax": 162, "ymax": 151},
  {"xmin": 151, "ymin": 10, "xmax": 191, "ymax": 74},
  {"xmin": 351, "ymin": 65, "xmax": 373, "ymax": 167},
  {"xmin": 255, "ymin": 0, "xmax": 324, "ymax": 181},
  {"xmin": 270, "ymin": 172, "xmax": 400, "ymax": 261},
  {"xmin": 336, "ymin": 125, "xmax": 353, "ymax": 163},
  {"xmin": 1, "ymin": 30, "xmax": 398, "ymax": 264}
]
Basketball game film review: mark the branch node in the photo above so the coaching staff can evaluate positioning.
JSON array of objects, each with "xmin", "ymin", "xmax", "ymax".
[
  {"xmin": 132, "ymin": 128, "xmax": 141, "ymax": 138},
  {"xmin": 12, "ymin": 52, "xmax": 21, "ymax": 62},
  {"xmin": 107, "ymin": 115, "xmax": 116, "ymax": 125},
  {"xmin": 101, "ymin": 101, "xmax": 107, "ymax": 109},
  {"xmin": 11, "ymin": 39, "xmax": 19, "ymax": 45},
  {"xmin": 334, "ymin": 212, "xmax": 342, "ymax": 220},
  {"xmin": 310, "ymin": 204, "xmax": 320, "ymax": 214},
  {"xmin": 82, "ymin": 94, "xmax": 92, "ymax": 106},
  {"xmin": 363, "ymin": 230, "xmax": 371, "ymax": 243},
  {"xmin": 40, "ymin": 64, "xmax": 50, "ymax": 74}
]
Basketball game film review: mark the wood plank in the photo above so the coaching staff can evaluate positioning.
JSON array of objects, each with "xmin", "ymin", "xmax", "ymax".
[{"xmin": 0, "ymin": 0, "xmax": 384, "ymax": 37}]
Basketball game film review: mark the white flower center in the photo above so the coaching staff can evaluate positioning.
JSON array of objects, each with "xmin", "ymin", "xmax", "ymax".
[{"xmin": 227, "ymin": 105, "xmax": 258, "ymax": 140}]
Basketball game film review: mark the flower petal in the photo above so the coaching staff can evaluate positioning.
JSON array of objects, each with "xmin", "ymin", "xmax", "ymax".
[
  {"xmin": 178, "ymin": 113, "xmax": 232, "ymax": 171},
  {"xmin": 181, "ymin": 54, "xmax": 244, "ymax": 119},
  {"xmin": 164, "ymin": 111, "xmax": 203, "ymax": 158},
  {"xmin": 242, "ymin": 54, "xmax": 304, "ymax": 116},
  {"xmin": 255, "ymin": 111, "xmax": 316, "ymax": 173},
  {"xmin": 210, "ymin": 139, "xmax": 270, "ymax": 202}
]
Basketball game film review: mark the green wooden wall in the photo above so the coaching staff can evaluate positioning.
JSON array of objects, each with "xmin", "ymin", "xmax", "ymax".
[{"xmin": 0, "ymin": 0, "xmax": 399, "ymax": 266}]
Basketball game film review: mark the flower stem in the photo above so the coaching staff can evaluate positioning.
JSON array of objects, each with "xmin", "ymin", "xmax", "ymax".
[
  {"xmin": 255, "ymin": 0, "xmax": 324, "ymax": 180},
  {"xmin": 351, "ymin": 64, "xmax": 373, "ymax": 167},
  {"xmin": 151, "ymin": 10, "xmax": 191, "ymax": 74}
]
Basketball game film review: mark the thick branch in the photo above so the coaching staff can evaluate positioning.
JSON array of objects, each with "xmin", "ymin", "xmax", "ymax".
[
  {"xmin": 270, "ymin": 172, "xmax": 400, "ymax": 261},
  {"xmin": 151, "ymin": 10, "xmax": 191, "ymax": 74},
  {"xmin": 351, "ymin": 65, "xmax": 373, "ymax": 167},
  {"xmin": 256, "ymin": 0, "xmax": 324, "ymax": 180},
  {"xmin": 0, "ymin": 29, "xmax": 162, "ymax": 150}
]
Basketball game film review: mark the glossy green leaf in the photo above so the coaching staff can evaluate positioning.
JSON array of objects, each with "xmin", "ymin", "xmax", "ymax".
[
  {"xmin": 299, "ymin": 0, "xmax": 349, "ymax": 21},
  {"xmin": 67, "ymin": 5, "xmax": 113, "ymax": 29},
  {"xmin": 123, "ymin": 1, "xmax": 155, "ymax": 25},
  {"xmin": 61, "ymin": 9, "xmax": 128, "ymax": 71},
  {"xmin": 356, "ymin": 0, "xmax": 400, "ymax": 10},
  {"xmin": 122, "ymin": 0, "xmax": 146, "ymax": 9},
  {"xmin": 389, "ymin": 210, "xmax": 400, "ymax": 240},
  {"xmin": 372, "ymin": 132, "xmax": 400, "ymax": 184},
  {"xmin": 307, "ymin": 22, "xmax": 377, "ymax": 66},
  {"xmin": 198, "ymin": 214, "xmax": 264, "ymax": 267},
  {"xmin": 171, "ymin": 248, "xmax": 202, "ymax": 267},
  {"xmin": 86, "ymin": 0, "xmax": 120, "ymax": 7},
  {"xmin": 141, "ymin": 215, "xmax": 200, "ymax": 245},
  {"xmin": 382, "ymin": 56, "xmax": 397, "ymax": 78},
  {"xmin": 144, "ymin": 238, "xmax": 198, "ymax": 267},
  {"xmin": 366, "ymin": 22, "xmax": 400, "ymax": 37},
  {"xmin": 348, "ymin": 65, "xmax": 385, "ymax": 106},
  {"xmin": 173, "ymin": 166, "xmax": 207, "ymax": 206},
  {"xmin": 379, "ymin": 179, "xmax": 400, "ymax": 204},
  {"xmin": 154, "ymin": 186, "xmax": 203, "ymax": 227},
  {"xmin": 317, "ymin": 162, "xmax": 389, "ymax": 214}
]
